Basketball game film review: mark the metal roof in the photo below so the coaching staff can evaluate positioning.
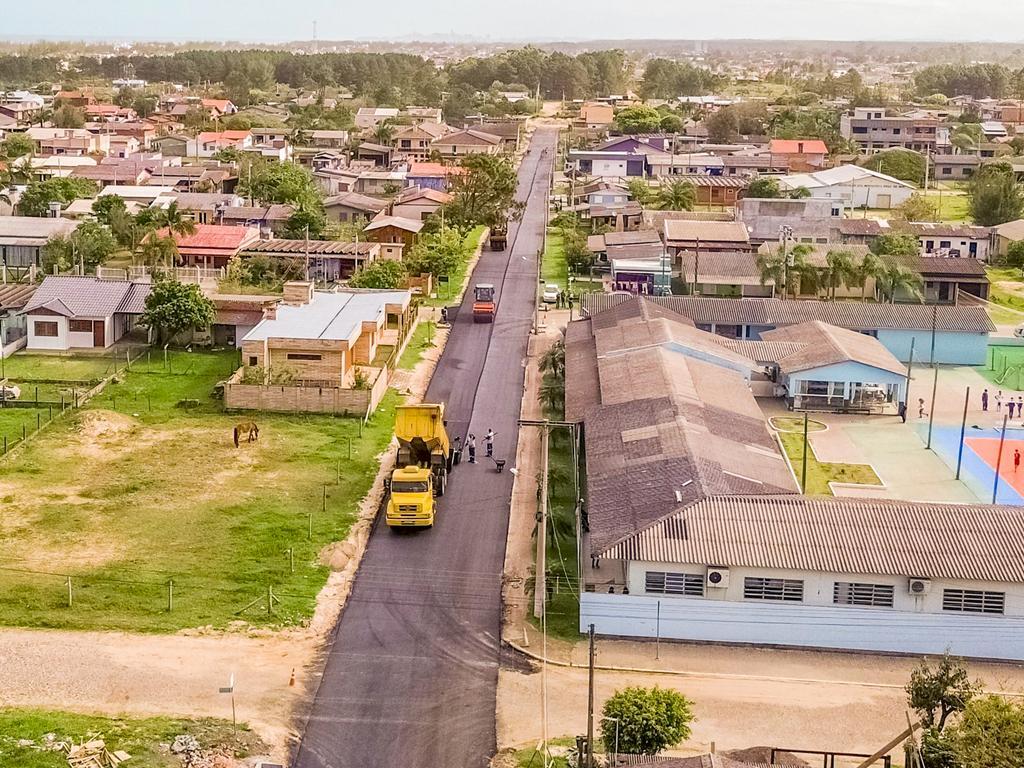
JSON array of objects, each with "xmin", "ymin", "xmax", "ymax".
[
  {"xmin": 22, "ymin": 276, "xmax": 150, "ymax": 318},
  {"xmin": 243, "ymin": 289, "xmax": 411, "ymax": 344},
  {"xmin": 600, "ymin": 495, "xmax": 1024, "ymax": 583},
  {"xmin": 581, "ymin": 294, "xmax": 995, "ymax": 334},
  {"xmin": 243, "ymin": 239, "xmax": 377, "ymax": 256}
]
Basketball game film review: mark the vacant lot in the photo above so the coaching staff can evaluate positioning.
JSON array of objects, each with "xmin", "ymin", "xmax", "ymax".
[
  {"xmin": 0, "ymin": 708, "xmax": 263, "ymax": 768},
  {"xmin": 0, "ymin": 349, "xmax": 399, "ymax": 632}
]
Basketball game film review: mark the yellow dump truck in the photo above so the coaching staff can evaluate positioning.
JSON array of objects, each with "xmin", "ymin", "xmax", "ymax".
[{"xmin": 385, "ymin": 403, "xmax": 452, "ymax": 528}]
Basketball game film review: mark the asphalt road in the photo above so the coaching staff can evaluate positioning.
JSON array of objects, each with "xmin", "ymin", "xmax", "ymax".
[{"xmin": 294, "ymin": 127, "xmax": 558, "ymax": 768}]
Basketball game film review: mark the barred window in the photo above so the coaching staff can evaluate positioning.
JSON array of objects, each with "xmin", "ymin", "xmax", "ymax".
[
  {"xmin": 942, "ymin": 589, "xmax": 1005, "ymax": 615},
  {"xmin": 287, "ymin": 353, "xmax": 322, "ymax": 361},
  {"xmin": 743, "ymin": 577, "xmax": 803, "ymax": 602},
  {"xmin": 833, "ymin": 582, "xmax": 895, "ymax": 608},
  {"xmin": 645, "ymin": 571, "xmax": 704, "ymax": 597}
]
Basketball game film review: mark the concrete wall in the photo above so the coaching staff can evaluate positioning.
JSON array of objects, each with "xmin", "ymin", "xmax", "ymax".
[
  {"xmin": 876, "ymin": 329, "xmax": 989, "ymax": 366},
  {"xmin": 26, "ymin": 314, "xmax": 68, "ymax": 350},
  {"xmin": 224, "ymin": 364, "xmax": 388, "ymax": 415},
  {"xmin": 580, "ymin": 592, "xmax": 1024, "ymax": 660}
]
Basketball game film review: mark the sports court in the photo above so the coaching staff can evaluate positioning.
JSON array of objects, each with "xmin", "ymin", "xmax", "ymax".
[{"xmin": 927, "ymin": 424, "xmax": 1024, "ymax": 505}]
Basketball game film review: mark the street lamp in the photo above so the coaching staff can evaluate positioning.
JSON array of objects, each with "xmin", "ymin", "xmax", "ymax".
[{"xmin": 601, "ymin": 716, "xmax": 620, "ymax": 765}]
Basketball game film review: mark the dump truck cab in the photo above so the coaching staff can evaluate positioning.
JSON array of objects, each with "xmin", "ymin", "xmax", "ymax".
[
  {"xmin": 386, "ymin": 404, "xmax": 451, "ymax": 528},
  {"xmin": 473, "ymin": 283, "xmax": 496, "ymax": 323}
]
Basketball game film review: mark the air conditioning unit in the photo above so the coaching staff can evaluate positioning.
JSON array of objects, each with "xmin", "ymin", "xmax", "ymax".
[
  {"xmin": 706, "ymin": 566, "xmax": 730, "ymax": 590},
  {"xmin": 908, "ymin": 578, "xmax": 932, "ymax": 596}
]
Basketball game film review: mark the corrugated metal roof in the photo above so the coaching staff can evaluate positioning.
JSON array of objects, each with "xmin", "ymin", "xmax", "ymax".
[
  {"xmin": 581, "ymin": 294, "xmax": 995, "ymax": 334},
  {"xmin": 243, "ymin": 239, "xmax": 377, "ymax": 256},
  {"xmin": 600, "ymin": 495, "xmax": 1024, "ymax": 583}
]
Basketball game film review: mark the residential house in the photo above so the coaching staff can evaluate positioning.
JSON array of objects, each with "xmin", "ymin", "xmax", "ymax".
[
  {"xmin": 390, "ymin": 187, "xmax": 451, "ymax": 222},
  {"xmin": 169, "ymin": 192, "xmax": 243, "ymax": 224},
  {"xmin": 20, "ymin": 275, "xmax": 150, "ymax": 351},
  {"xmin": 314, "ymin": 168, "xmax": 361, "ymax": 196},
  {"xmin": 587, "ymin": 229, "xmax": 664, "ymax": 268},
  {"xmin": 430, "ymin": 129, "xmax": 502, "ymax": 159},
  {"xmin": 679, "ymin": 251, "xmax": 774, "ymax": 298},
  {"xmin": 161, "ymin": 224, "xmax": 260, "ymax": 268},
  {"xmin": 567, "ymin": 149, "xmax": 649, "ymax": 179},
  {"xmin": 97, "ymin": 185, "xmax": 176, "ymax": 207},
  {"xmin": 402, "ymin": 107, "xmax": 443, "ymax": 124},
  {"xmin": 0, "ymin": 216, "xmax": 78, "ymax": 276},
  {"xmin": 838, "ymin": 219, "xmax": 993, "ymax": 260},
  {"xmin": 0, "ymin": 283, "xmax": 37, "ymax": 355},
  {"xmin": 26, "ymin": 128, "xmax": 109, "ymax": 157},
  {"xmin": 663, "ymin": 219, "xmax": 754, "ymax": 257},
  {"xmin": 908, "ymin": 255, "xmax": 990, "ymax": 303},
  {"xmin": 354, "ymin": 170, "xmax": 406, "ymax": 196},
  {"xmin": 166, "ymin": 98, "xmax": 236, "ymax": 120},
  {"xmin": 324, "ymin": 191, "xmax": 387, "ymax": 224},
  {"xmin": 767, "ymin": 139, "xmax": 828, "ymax": 172},
  {"xmin": 577, "ymin": 102, "xmax": 615, "ymax": 130},
  {"xmin": 677, "ymin": 175, "xmax": 749, "ymax": 207},
  {"xmin": 391, "ymin": 122, "xmax": 450, "ymax": 163},
  {"xmin": 55, "ymin": 89, "xmax": 95, "ymax": 108},
  {"xmin": 992, "ymin": 219, "xmax": 1024, "ymax": 259},
  {"xmin": 363, "ymin": 215, "xmax": 423, "ymax": 259},
  {"xmin": 570, "ymin": 180, "xmax": 630, "ymax": 209},
  {"xmin": 250, "ymin": 127, "xmax": 291, "ymax": 146},
  {"xmin": 472, "ymin": 120, "xmax": 523, "ymax": 152},
  {"xmin": 209, "ymin": 293, "xmax": 279, "ymax": 347},
  {"xmin": 219, "ymin": 205, "xmax": 295, "ymax": 237},
  {"xmin": 581, "ymin": 293, "xmax": 994, "ymax": 364},
  {"xmin": 70, "ymin": 162, "xmax": 152, "ymax": 187},
  {"xmin": 589, "ymin": 202, "xmax": 644, "ymax": 232},
  {"xmin": 85, "ymin": 121, "xmax": 158, "ymax": 149},
  {"xmin": 84, "ymin": 104, "xmax": 136, "ymax": 123},
  {"xmin": 931, "ymin": 154, "xmax": 980, "ymax": 181},
  {"xmin": 736, "ymin": 197, "xmax": 845, "ymax": 245},
  {"xmin": 779, "ymin": 165, "xmax": 915, "ymax": 209},
  {"xmin": 356, "ymin": 142, "xmax": 393, "ymax": 166},
  {"xmin": 241, "ymin": 240, "xmax": 382, "ymax": 282},
  {"xmin": 355, "ymin": 107, "xmax": 400, "ymax": 130},
  {"xmin": 406, "ymin": 162, "xmax": 465, "ymax": 192},
  {"xmin": 840, "ymin": 107, "xmax": 950, "ymax": 154},
  {"xmin": 308, "ymin": 130, "xmax": 351, "ymax": 149},
  {"xmin": 150, "ymin": 134, "xmax": 191, "ymax": 157},
  {"xmin": 187, "ymin": 130, "xmax": 253, "ymax": 159}
]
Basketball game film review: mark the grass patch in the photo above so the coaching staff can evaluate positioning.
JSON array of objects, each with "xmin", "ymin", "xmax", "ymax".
[
  {"xmin": 0, "ymin": 708, "xmax": 263, "ymax": 768},
  {"xmin": 421, "ymin": 225, "xmax": 487, "ymax": 307},
  {"xmin": 397, "ymin": 320, "xmax": 436, "ymax": 371},
  {"xmin": 0, "ymin": 349, "xmax": 401, "ymax": 632},
  {"xmin": 0, "ymin": 407, "xmax": 55, "ymax": 449},
  {"xmin": 0, "ymin": 354, "xmax": 113, "ymax": 383},
  {"xmin": 543, "ymin": 229, "xmax": 568, "ymax": 286},
  {"xmin": 513, "ymin": 736, "xmax": 575, "ymax": 768},
  {"xmin": 977, "ymin": 345, "xmax": 1024, "ymax": 387},
  {"xmin": 769, "ymin": 416, "xmax": 827, "ymax": 433},
  {"xmin": 778, "ymin": 431, "xmax": 882, "ymax": 495}
]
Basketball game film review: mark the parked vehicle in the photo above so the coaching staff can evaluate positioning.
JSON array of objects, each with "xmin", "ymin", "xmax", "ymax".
[
  {"xmin": 542, "ymin": 284, "xmax": 560, "ymax": 304},
  {"xmin": 385, "ymin": 404, "xmax": 452, "ymax": 528}
]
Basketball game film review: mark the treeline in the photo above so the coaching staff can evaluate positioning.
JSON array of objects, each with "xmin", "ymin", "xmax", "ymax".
[
  {"xmin": 914, "ymin": 63, "xmax": 1024, "ymax": 99},
  {"xmin": 0, "ymin": 47, "xmax": 633, "ymax": 104},
  {"xmin": 447, "ymin": 47, "xmax": 628, "ymax": 99},
  {"xmin": 639, "ymin": 59, "xmax": 724, "ymax": 99}
]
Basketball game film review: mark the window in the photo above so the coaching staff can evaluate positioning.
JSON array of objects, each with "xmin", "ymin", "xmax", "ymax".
[
  {"xmin": 893, "ymin": 128, "xmax": 901, "ymax": 135},
  {"xmin": 286, "ymin": 353, "xmax": 322, "ymax": 361},
  {"xmin": 69, "ymin": 319, "xmax": 92, "ymax": 333},
  {"xmin": 645, "ymin": 571, "xmax": 704, "ymax": 597},
  {"xmin": 833, "ymin": 582, "xmax": 895, "ymax": 607},
  {"xmin": 248, "ymin": 356, "xmax": 258, "ymax": 366},
  {"xmin": 852, "ymin": 126, "xmax": 868, "ymax": 134},
  {"xmin": 942, "ymin": 167, "xmax": 952, "ymax": 175},
  {"xmin": 743, "ymin": 577, "xmax": 803, "ymax": 602},
  {"xmin": 940, "ymin": 241, "xmax": 951, "ymax": 249},
  {"xmin": 34, "ymin": 321, "xmax": 58, "ymax": 337},
  {"xmin": 942, "ymin": 589, "xmax": 1005, "ymax": 615}
]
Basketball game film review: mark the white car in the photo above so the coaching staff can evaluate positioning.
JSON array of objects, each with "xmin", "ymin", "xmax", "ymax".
[{"xmin": 542, "ymin": 284, "xmax": 560, "ymax": 304}]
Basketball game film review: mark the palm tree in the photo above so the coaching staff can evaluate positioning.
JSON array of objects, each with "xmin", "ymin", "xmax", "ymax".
[
  {"xmin": 756, "ymin": 250, "xmax": 786, "ymax": 298},
  {"xmin": 951, "ymin": 124, "xmax": 983, "ymax": 155},
  {"xmin": 875, "ymin": 260, "xmax": 924, "ymax": 303},
  {"xmin": 656, "ymin": 179, "xmax": 696, "ymax": 211},
  {"xmin": 788, "ymin": 245, "xmax": 820, "ymax": 299},
  {"xmin": 151, "ymin": 202, "xmax": 197, "ymax": 237},
  {"xmin": 855, "ymin": 251, "xmax": 886, "ymax": 301},
  {"xmin": 539, "ymin": 336, "xmax": 566, "ymax": 383},
  {"xmin": 373, "ymin": 119, "xmax": 395, "ymax": 145},
  {"xmin": 822, "ymin": 249, "xmax": 858, "ymax": 300}
]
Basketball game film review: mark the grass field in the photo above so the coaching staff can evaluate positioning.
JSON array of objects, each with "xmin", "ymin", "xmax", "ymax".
[
  {"xmin": 397, "ymin": 320, "xmax": 437, "ymax": 371},
  {"xmin": 854, "ymin": 187, "xmax": 970, "ymax": 223},
  {"xmin": 0, "ymin": 407, "xmax": 58, "ymax": 451},
  {"xmin": 978, "ymin": 345, "xmax": 1024, "ymax": 387},
  {"xmin": 421, "ymin": 225, "xmax": 488, "ymax": 307},
  {"xmin": 0, "ymin": 709, "xmax": 262, "ymax": 768},
  {"xmin": 0, "ymin": 349, "xmax": 400, "ymax": 632},
  {"xmin": 778, "ymin": 431, "xmax": 882, "ymax": 495},
  {"xmin": 544, "ymin": 228, "xmax": 603, "ymax": 296}
]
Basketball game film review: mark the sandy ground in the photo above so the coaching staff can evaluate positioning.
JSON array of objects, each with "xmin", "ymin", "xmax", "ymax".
[{"xmin": 0, "ymin": 313, "xmax": 453, "ymax": 764}]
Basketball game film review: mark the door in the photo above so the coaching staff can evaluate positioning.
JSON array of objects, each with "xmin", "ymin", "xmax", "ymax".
[
  {"xmin": 876, "ymin": 194, "xmax": 891, "ymax": 209},
  {"xmin": 93, "ymin": 320, "xmax": 105, "ymax": 348}
]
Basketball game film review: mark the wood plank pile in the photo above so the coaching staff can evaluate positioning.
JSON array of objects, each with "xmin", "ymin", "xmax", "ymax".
[{"xmin": 57, "ymin": 738, "xmax": 131, "ymax": 768}]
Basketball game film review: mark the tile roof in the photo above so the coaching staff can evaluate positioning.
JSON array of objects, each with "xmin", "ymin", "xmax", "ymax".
[
  {"xmin": 0, "ymin": 283, "xmax": 37, "ymax": 311},
  {"xmin": 243, "ymin": 239, "xmax": 377, "ymax": 256},
  {"xmin": 680, "ymin": 251, "xmax": 763, "ymax": 284},
  {"xmin": 323, "ymin": 191, "xmax": 387, "ymax": 214},
  {"xmin": 163, "ymin": 224, "xmax": 259, "ymax": 253},
  {"xmin": 432, "ymin": 128, "xmax": 502, "ymax": 146},
  {"xmin": 993, "ymin": 219, "xmax": 1024, "ymax": 240},
  {"xmin": 769, "ymin": 139, "xmax": 829, "ymax": 155},
  {"xmin": 581, "ymin": 294, "xmax": 995, "ymax": 334},
  {"xmin": 0, "ymin": 216, "xmax": 78, "ymax": 245},
  {"xmin": 600, "ymin": 495, "xmax": 1024, "ymax": 583},
  {"xmin": 364, "ymin": 215, "xmax": 424, "ymax": 234},
  {"xmin": 759, "ymin": 320, "xmax": 907, "ymax": 376},
  {"xmin": 22, "ymin": 276, "xmax": 150, "ymax": 318},
  {"xmin": 408, "ymin": 162, "xmax": 466, "ymax": 177}
]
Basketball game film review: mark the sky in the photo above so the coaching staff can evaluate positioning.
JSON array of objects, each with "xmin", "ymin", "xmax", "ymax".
[{"xmin": 3, "ymin": 0, "xmax": 1024, "ymax": 43}]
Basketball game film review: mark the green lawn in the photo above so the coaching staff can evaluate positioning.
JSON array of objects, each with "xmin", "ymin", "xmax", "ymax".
[
  {"xmin": 778, "ymin": 431, "xmax": 882, "ymax": 495},
  {"xmin": 853, "ymin": 188, "xmax": 970, "ymax": 223},
  {"xmin": 0, "ymin": 407, "xmax": 59, "ymax": 452},
  {"xmin": 397, "ymin": 320, "xmax": 437, "ymax": 371},
  {"xmin": 544, "ymin": 228, "xmax": 602, "ymax": 296},
  {"xmin": 769, "ymin": 416, "xmax": 827, "ymax": 433},
  {"xmin": 978, "ymin": 345, "xmax": 1024, "ymax": 387},
  {"xmin": 421, "ymin": 225, "xmax": 488, "ymax": 307},
  {"xmin": 0, "ymin": 349, "xmax": 401, "ymax": 632},
  {"xmin": 0, "ymin": 709, "xmax": 262, "ymax": 768},
  {"xmin": 1, "ymin": 354, "xmax": 114, "ymax": 383},
  {"xmin": 514, "ymin": 737, "xmax": 575, "ymax": 768}
]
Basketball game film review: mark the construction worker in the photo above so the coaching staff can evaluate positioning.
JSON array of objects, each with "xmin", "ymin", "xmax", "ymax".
[
  {"xmin": 485, "ymin": 429, "xmax": 495, "ymax": 458},
  {"xmin": 467, "ymin": 434, "xmax": 476, "ymax": 464}
]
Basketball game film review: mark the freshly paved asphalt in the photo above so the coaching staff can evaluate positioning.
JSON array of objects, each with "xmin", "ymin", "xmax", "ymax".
[{"xmin": 294, "ymin": 127, "xmax": 558, "ymax": 768}]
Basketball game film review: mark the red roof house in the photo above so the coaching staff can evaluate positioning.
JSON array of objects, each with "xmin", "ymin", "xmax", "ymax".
[
  {"xmin": 768, "ymin": 139, "xmax": 829, "ymax": 172},
  {"xmin": 160, "ymin": 224, "xmax": 260, "ymax": 268}
]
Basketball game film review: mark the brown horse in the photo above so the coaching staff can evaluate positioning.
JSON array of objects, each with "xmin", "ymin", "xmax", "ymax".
[{"xmin": 233, "ymin": 421, "xmax": 259, "ymax": 447}]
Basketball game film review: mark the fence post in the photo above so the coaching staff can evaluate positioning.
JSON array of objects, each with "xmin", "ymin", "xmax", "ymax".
[
  {"xmin": 267, "ymin": 585, "xmax": 273, "ymax": 616},
  {"xmin": 167, "ymin": 578, "xmax": 174, "ymax": 612},
  {"xmin": 66, "ymin": 576, "xmax": 73, "ymax": 608},
  {"xmin": 308, "ymin": 511, "xmax": 313, "ymax": 541}
]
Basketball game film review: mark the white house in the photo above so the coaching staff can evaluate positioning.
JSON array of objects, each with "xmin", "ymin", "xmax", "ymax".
[
  {"xmin": 21, "ymin": 276, "xmax": 150, "ymax": 351},
  {"xmin": 779, "ymin": 165, "xmax": 915, "ymax": 209},
  {"xmin": 355, "ymin": 107, "xmax": 400, "ymax": 130}
]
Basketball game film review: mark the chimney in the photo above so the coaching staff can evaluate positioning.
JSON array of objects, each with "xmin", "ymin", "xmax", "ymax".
[
  {"xmin": 48, "ymin": 201, "xmax": 62, "ymax": 218},
  {"xmin": 263, "ymin": 301, "xmax": 278, "ymax": 321},
  {"xmin": 283, "ymin": 280, "xmax": 314, "ymax": 306}
]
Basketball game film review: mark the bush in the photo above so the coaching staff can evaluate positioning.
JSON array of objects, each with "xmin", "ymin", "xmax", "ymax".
[{"xmin": 601, "ymin": 686, "xmax": 695, "ymax": 756}]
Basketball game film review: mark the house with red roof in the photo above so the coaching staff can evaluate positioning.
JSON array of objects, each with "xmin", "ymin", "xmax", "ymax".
[
  {"xmin": 160, "ymin": 224, "xmax": 260, "ymax": 268},
  {"xmin": 767, "ymin": 139, "xmax": 829, "ymax": 172},
  {"xmin": 406, "ymin": 162, "xmax": 466, "ymax": 192},
  {"xmin": 188, "ymin": 130, "xmax": 253, "ymax": 158}
]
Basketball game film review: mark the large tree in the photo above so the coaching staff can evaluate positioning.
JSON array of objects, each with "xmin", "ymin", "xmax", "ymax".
[
  {"xmin": 443, "ymin": 153, "xmax": 523, "ymax": 230},
  {"xmin": 601, "ymin": 686, "xmax": 695, "ymax": 756},
  {"xmin": 747, "ymin": 177, "xmax": 784, "ymax": 199},
  {"xmin": 41, "ymin": 221, "xmax": 118, "ymax": 274},
  {"xmin": 347, "ymin": 259, "xmax": 407, "ymax": 289},
  {"xmin": 657, "ymin": 179, "xmax": 696, "ymax": 211},
  {"xmin": 614, "ymin": 105, "xmax": 662, "ymax": 135},
  {"xmin": 860, "ymin": 149, "xmax": 927, "ymax": 186},
  {"xmin": 139, "ymin": 277, "xmax": 216, "ymax": 344},
  {"xmin": 968, "ymin": 162, "xmax": 1024, "ymax": 226},
  {"xmin": 404, "ymin": 227, "xmax": 469, "ymax": 279},
  {"xmin": 951, "ymin": 695, "xmax": 1024, "ymax": 768},
  {"xmin": 18, "ymin": 177, "xmax": 96, "ymax": 217}
]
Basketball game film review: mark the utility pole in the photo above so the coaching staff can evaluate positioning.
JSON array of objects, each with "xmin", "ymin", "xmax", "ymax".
[
  {"xmin": 586, "ymin": 623, "xmax": 596, "ymax": 768},
  {"xmin": 533, "ymin": 421, "xmax": 550, "ymax": 619}
]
